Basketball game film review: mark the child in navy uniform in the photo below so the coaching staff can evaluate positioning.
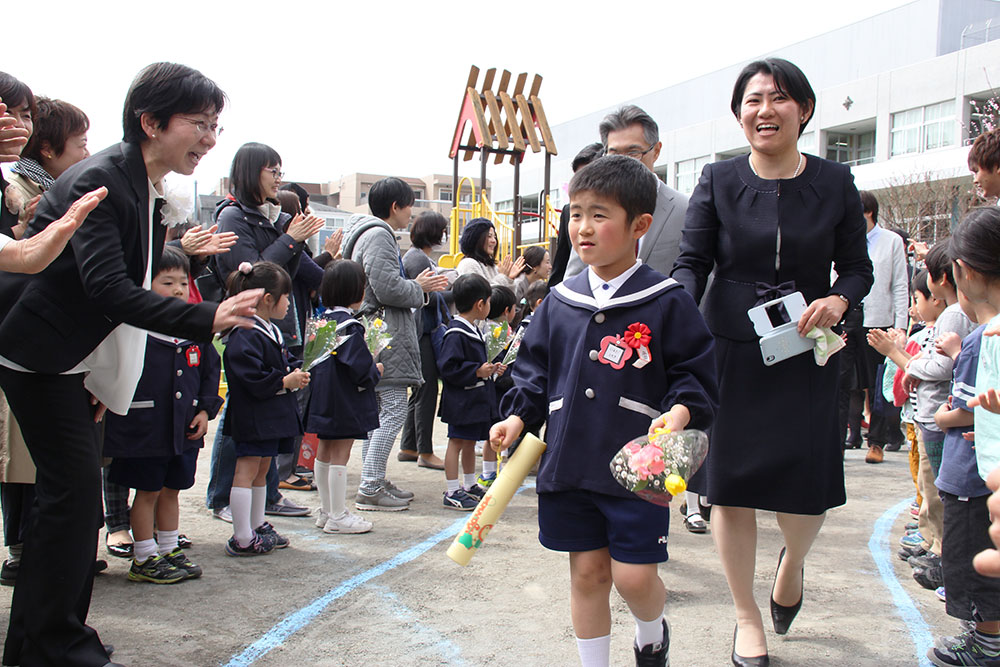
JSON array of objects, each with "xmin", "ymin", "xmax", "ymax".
[
  {"xmin": 307, "ymin": 260, "xmax": 381, "ymax": 532},
  {"xmin": 104, "ymin": 246, "xmax": 223, "ymax": 583},
  {"xmin": 492, "ymin": 156, "xmax": 718, "ymax": 667},
  {"xmin": 223, "ymin": 261, "xmax": 309, "ymax": 556},
  {"xmin": 438, "ymin": 274, "xmax": 501, "ymax": 510},
  {"xmin": 478, "ymin": 285, "xmax": 517, "ymax": 490}
]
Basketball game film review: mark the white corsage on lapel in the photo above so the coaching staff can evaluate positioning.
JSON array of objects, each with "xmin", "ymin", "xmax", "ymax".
[{"xmin": 160, "ymin": 178, "xmax": 195, "ymax": 228}]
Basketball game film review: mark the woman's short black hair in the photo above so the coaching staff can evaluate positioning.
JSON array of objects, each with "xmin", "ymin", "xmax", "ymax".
[
  {"xmin": 459, "ymin": 218, "xmax": 497, "ymax": 266},
  {"xmin": 409, "ymin": 211, "xmax": 448, "ymax": 249},
  {"xmin": 24, "ymin": 97, "xmax": 89, "ymax": 162},
  {"xmin": 859, "ymin": 191, "xmax": 879, "ymax": 223},
  {"xmin": 452, "ymin": 274, "xmax": 492, "ymax": 313},
  {"xmin": 487, "ymin": 285, "xmax": 516, "ymax": 320},
  {"xmin": 911, "ymin": 268, "xmax": 932, "ymax": 299},
  {"xmin": 924, "ymin": 239, "xmax": 955, "ymax": 288},
  {"xmin": 321, "ymin": 259, "xmax": 367, "ymax": 308},
  {"xmin": 230, "ymin": 142, "xmax": 281, "ymax": 207},
  {"xmin": 368, "ymin": 177, "xmax": 414, "ymax": 220},
  {"xmin": 157, "ymin": 244, "xmax": 191, "ymax": 276},
  {"xmin": 730, "ymin": 58, "xmax": 815, "ymax": 137},
  {"xmin": 122, "ymin": 62, "xmax": 226, "ymax": 144},
  {"xmin": 951, "ymin": 207, "xmax": 1000, "ymax": 279},
  {"xmin": 0, "ymin": 72, "xmax": 35, "ymax": 118},
  {"xmin": 225, "ymin": 260, "xmax": 292, "ymax": 301},
  {"xmin": 518, "ymin": 246, "xmax": 547, "ymax": 277}
]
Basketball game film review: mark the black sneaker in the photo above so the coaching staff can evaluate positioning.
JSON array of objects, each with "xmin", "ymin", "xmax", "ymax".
[
  {"xmin": 255, "ymin": 522, "xmax": 289, "ymax": 549},
  {"xmin": 127, "ymin": 554, "xmax": 185, "ymax": 584},
  {"xmin": 634, "ymin": 619, "xmax": 670, "ymax": 667},
  {"xmin": 225, "ymin": 534, "xmax": 274, "ymax": 557},
  {"xmin": 914, "ymin": 565, "xmax": 944, "ymax": 590},
  {"xmin": 899, "ymin": 544, "xmax": 928, "ymax": 561},
  {"xmin": 909, "ymin": 553, "xmax": 942, "ymax": 570},
  {"xmin": 443, "ymin": 489, "xmax": 478, "ymax": 511},
  {"xmin": 0, "ymin": 560, "xmax": 17, "ymax": 586},
  {"xmin": 465, "ymin": 484, "xmax": 486, "ymax": 501},
  {"xmin": 161, "ymin": 548, "xmax": 203, "ymax": 579},
  {"xmin": 928, "ymin": 630, "xmax": 1000, "ymax": 666}
]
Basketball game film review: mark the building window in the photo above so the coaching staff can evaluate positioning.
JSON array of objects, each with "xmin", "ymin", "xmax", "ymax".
[
  {"xmin": 968, "ymin": 96, "xmax": 999, "ymax": 142},
  {"xmin": 440, "ymin": 188, "xmax": 453, "ymax": 202},
  {"xmin": 412, "ymin": 189, "xmax": 424, "ymax": 201},
  {"xmin": 674, "ymin": 156, "xmax": 709, "ymax": 195},
  {"xmin": 826, "ymin": 131, "xmax": 875, "ymax": 166},
  {"xmin": 359, "ymin": 191, "xmax": 368, "ymax": 203},
  {"xmin": 798, "ymin": 131, "xmax": 816, "ymax": 154},
  {"xmin": 891, "ymin": 101, "xmax": 955, "ymax": 156}
]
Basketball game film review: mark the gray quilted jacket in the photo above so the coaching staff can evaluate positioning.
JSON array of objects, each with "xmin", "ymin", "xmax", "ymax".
[{"xmin": 343, "ymin": 214, "xmax": 426, "ymax": 389}]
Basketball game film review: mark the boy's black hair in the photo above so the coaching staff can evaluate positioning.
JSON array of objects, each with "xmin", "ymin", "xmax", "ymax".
[
  {"xmin": 158, "ymin": 244, "xmax": 191, "ymax": 276},
  {"xmin": 368, "ymin": 177, "xmax": 414, "ymax": 220},
  {"xmin": 924, "ymin": 239, "xmax": 955, "ymax": 288},
  {"xmin": 279, "ymin": 182, "xmax": 309, "ymax": 213},
  {"xmin": 452, "ymin": 274, "xmax": 491, "ymax": 313},
  {"xmin": 730, "ymin": 58, "xmax": 814, "ymax": 137},
  {"xmin": 122, "ymin": 62, "xmax": 226, "ymax": 144},
  {"xmin": 487, "ymin": 285, "xmax": 516, "ymax": 320},
  {"xmin": 230, "ymin": 142, "xmax": 282, "ymax": 207},
  {"xmin": 951, "ymin": 207, "xmax": 1000, "ymax": 278},
  {"xmin": 911, "ymin": 268, "xmax": 932, "ymax": 300},
  {"xmin": 512, "ymin": 280, "xmax": 550, "ymax": 329},
  {"xmin": 859, "ymin": 191, "xmax": 878, "ymax": 223},
  {"xmin": 572, "ymin": 142, "xmax": 604, "ymax": 173},
  {"xmin": 409, "ymin": 210, "xmax": 448, "ymax": 249},
  {"xmin": 321, "ymin": 259, "xmax": 367, "ymax": 308},
  {"xmin": 569, "ymin": 155, "xmax": 657, "ymax": 223},
  {"xmin": 0, "ymin": 72, "xmax": 35, "ymax": 118},
  {"xmin": 225, "ymin": 260, "xmax": 292, "ymax": 301}
]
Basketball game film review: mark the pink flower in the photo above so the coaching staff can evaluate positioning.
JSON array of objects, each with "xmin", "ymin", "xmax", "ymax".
[{"xmin": 629, "ymin": 443, "xmax": 665, "ymax": 480}]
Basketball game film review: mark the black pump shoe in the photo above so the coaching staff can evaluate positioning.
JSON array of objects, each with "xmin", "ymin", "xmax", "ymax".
[
  {"xmin": 731, "ymin": 625, "xmax": 769, "ymax": 667},
  {"xmin": 770, "ymin": 547, "xmax": 803, "ymax": 635}
]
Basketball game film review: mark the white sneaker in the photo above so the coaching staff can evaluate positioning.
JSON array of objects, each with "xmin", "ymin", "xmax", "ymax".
[
  {"xmin": 323, "ymin": 511, "xmax": 373, "ymax": 534},
  {"xmin": 314, "ymin": 508, "xmax": 329, "ymax": 529}
]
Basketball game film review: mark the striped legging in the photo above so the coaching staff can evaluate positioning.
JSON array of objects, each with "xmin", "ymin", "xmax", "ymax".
[{"xmin": 359, "ymin": 387, "xmax": 408, "ymax": 494}]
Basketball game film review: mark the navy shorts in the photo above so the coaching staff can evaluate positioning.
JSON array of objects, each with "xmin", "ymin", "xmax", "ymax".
[
  {"xmin": 941, "ymin": 491, "xmax": 1000, "ymax": 621},
  {"xmin": 537, "ymin": 489, "xmax": 670, "ymax": 564},
  {"xmin": 234, "ymin": 437, "xmax": 295, "ymax": 458},
  {"xmin": 317, "ymin": 433, "xmax": 365, "ymax": 441},
  {"xmin": 447, "ymin": 422, "xmax": 491, "ymax": 441},
  {"xmin": 107, "ymin": 449, "xmax": 199, "ymax": 492}
]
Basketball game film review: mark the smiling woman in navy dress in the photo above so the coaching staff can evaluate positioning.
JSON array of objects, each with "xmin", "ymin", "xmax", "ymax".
[{"xmin": 671, "ymin": 58, "xmax": 873, "ymax": 666}]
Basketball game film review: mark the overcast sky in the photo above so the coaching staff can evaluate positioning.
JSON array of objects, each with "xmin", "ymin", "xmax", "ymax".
[{"xmin": 4, "ymin": 0, "xmax": 912, "ymax": 194}]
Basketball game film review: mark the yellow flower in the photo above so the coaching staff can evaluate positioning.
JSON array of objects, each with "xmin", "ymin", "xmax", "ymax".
[
  {"xmin": 493, "ymin": 326, "xmax": 502, "ymax": 339},
  {"xmin": 373, "ymin": 318, "xmax": 383, "ymax": 328},
  {"xmin": 664, "ymin": 474, "xmax": 686, "ymax": 496}
]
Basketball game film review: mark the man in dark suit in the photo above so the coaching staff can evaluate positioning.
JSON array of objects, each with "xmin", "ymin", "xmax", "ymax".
[
  {"xmin": 0, "ymin": 62, "xmax": 259, "ymax": 667},
  {"xmin": 599, "ymin": 105, "xmax": 688, "ymax": 277}
]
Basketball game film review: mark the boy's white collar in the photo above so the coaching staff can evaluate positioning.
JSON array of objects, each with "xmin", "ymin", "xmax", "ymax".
[{"xmin": 587, "ymin": 259, "xmax": 642, "ymax": 298}]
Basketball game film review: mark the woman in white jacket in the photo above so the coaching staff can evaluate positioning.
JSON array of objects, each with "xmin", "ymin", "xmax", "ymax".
[{"xmin": 456, "ymin": 217, "xmax": 524, "ymax": 286}]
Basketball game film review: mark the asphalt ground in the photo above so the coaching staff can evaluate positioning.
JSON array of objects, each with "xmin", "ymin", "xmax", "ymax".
[{"xmin": 0, "ymin": 421, "xmax": 956, "ymax": 666}]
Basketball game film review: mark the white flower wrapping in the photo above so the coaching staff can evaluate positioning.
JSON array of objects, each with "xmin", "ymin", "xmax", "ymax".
[{"xmin": 159, "ymin": 179, "xmax": 195, "ymax": 228}]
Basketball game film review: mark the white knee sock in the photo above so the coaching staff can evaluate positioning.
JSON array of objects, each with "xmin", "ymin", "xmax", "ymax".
[
  {"xmin": 251, "ymin": 485, "xmax": 267, "ymax": 530},
  {"xmin": 446, "ymin": 478, "xmax": 461, "ymax": 494},
  {"xmin": 330, "ymin": 465, "xmax": 347, "ymax": 516},
  {"xmin": 685, "ymin": 491, "xmax": 702, "ymax": 517},
  {"xmin": 156, "ymin": 529, "xmax": 179, "ymax": 555},
  {"xmin": 482, "ymin": 460, "xmax": 497, "ymax": 475},
  {"xmin": 634, "ymin": 613, "xmax": 665, "ymax": 649},
  {"xmin": 314, "ymin": 460, "xmax": 331, "ymax": 515},
  {"xmin": 133, "ymin": 538, "xmax": 158, "ymax": 563},
  {"xmin": 463, "ymin": 473, "xmax": 477, "ymax": 489},
  {"xmin": 230, "ymin": 487, "xmax": 254, "ymax": 546},
  {"xmin": 575, "ymin": 635, "xmax": 611, "ymax": 667}
]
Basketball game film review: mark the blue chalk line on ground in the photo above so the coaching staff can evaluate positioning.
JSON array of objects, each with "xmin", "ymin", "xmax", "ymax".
[
  {"xmin": 371, "ymin": 586, "xmax": 470, "ymax": 665},
  {"xmin": 223, "ymin": 481, "xmax": 534, "ymax": 666},
  {"xmin": 867, "ymin": 497, "xmax": 934, "ymax": 667}
]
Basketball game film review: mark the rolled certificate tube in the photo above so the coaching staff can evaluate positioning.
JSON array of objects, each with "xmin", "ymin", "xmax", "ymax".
[{"xmin": 446, "ymin": 433, "xmax": 547, "ymax": 566}]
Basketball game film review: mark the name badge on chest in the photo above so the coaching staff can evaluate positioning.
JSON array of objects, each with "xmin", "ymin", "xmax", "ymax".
[{"xmin": 186, "ymin": 345, "xmax": 201, "ymax": 367}]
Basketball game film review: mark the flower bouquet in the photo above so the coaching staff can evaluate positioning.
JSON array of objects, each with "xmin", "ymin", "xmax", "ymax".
[
  {"xmin": 480, "ymin": 320, "xmax": 512, "ymax": 362},
  {"xmin": 609, "ymin": 429, "xmax": 709, "ymax": 507},
  {"xmin": 360, "ymin": 312, "xmax": 392, "ymax": 357},
  {"xmin": 302, "ymin": 316, "xmax": 350, "ymax": 371},
  {"xmin": 500, "ymin": 325, "xmax": 526, "ymax": 367}
]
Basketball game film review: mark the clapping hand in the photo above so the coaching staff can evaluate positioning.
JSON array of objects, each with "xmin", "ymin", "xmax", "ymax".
[
  {"xmin": 414, "ymin": 268, "xmax": 447, "ymax": 293},
  {"xmin": 286, "ymin": 214, "xmax": 324, "ymax": 242},
  {"xmin": 935, "ymin": 332, "xmax": 962, "ymax": 360},
  {"xmin": 181, "ymin": 224, "xmax": 238, "ymax": 256},
  {"xmin": 0, "ymin": 99, "xmax": 28, "ymax": 163},
  {"xmin": 969, "ymin": 388, "xmax": 1000, "ymax": 414},
  {"xmin": 324, "ymin": 229, "xmax": 343, "ymax": 258}
]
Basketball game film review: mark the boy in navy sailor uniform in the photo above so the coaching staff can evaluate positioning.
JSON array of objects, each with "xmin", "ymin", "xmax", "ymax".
[
  {"xmin": 438, "ymin": 274, "xmax": 503, "ymax": 510},
  {"xmin": 104, "ymin": 248, "xmax": 223, "ymax": 584},
  {"xmin": 492, "ymin": 156, "xmax": 718, "ymax": 667}
]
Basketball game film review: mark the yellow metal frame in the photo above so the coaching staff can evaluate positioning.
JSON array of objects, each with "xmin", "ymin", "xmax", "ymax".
[{"xmin": 438, "ymin": 185, "xmax": 562, "ymax": 269}]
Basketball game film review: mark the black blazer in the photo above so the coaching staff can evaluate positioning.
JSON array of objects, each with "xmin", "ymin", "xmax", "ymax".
[
  {"xmin": 671, "ymin": 155, "xmax": 873, "ymax": 342},
  {"xmin": 0, "ymin": 142, "xmax": 217, "ymax": 373}
]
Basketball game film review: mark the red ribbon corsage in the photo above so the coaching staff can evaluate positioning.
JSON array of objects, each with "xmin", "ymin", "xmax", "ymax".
[{"xmin": 624, "ymin": 322, "xmax": 651, "ymax": 349}]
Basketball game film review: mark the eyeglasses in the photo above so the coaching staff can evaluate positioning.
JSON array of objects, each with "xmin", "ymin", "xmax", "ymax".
[
  {"xmin": 604, "ymin": 144, "xmax": 657, "ymax": 159},
  {"xmin": 262, "ymin": 167, "xmax": 284, "ymax": 180},
  {"xmin": 178, "ymin": 116, "xmax": 223, "ymax": 137}
]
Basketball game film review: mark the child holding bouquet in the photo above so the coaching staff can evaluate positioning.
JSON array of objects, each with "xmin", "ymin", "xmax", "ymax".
[
  {"xmin": 223, "ymin": 261, "xmax": 308, "ymax": 556},
  {"xmin": 307, "ymin": 260, "xmax": 381, "ymax": 531},
  {"xmin": 438, "ymin": 274, "xmax": 503, "ymax": 510},
  {"xmin": 491, "ymin": 156, "xmax": 718, "ymax": 666}
]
